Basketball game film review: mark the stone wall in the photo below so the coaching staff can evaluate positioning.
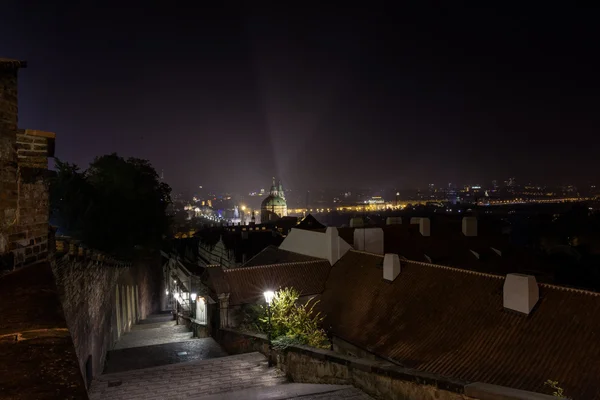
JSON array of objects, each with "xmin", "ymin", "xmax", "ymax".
[
  {"xmin": 0, "ymin": 62, "xmax": 21, "ymax": 269},
  {"xmin": 10, "ymin": 129, "xmax": 55, "ymax": 268},
  {"xmin": 217, "ymin": 329, "xmax": 561, "ymax": 400},
  {"xmin": 0, "ymin": 60, "xmax": 55, "ymax": 272},
  {"xmin": 51, "ymin": 239, "xmax": 164, "ymax": 387}
]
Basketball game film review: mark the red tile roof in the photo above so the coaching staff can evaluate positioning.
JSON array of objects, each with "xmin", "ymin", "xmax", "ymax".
[
  {"xmin": 211, "ymin": 260, "xmax": 331, "ymax": 305},
  {"xmin": 243, "ymin": 245, "xmax": 323, "ymax": 267},
  {"xmin": 320, "ymin": 250, "xmax": 600, "ymax": 399},
  {"xmin": 337, "ymin": 223, "xmax": 555, "ymax": 282}
]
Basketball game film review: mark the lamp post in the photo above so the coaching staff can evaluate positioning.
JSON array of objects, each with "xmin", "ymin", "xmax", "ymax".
[
  {"xmin": 263, "ymin": 290, "xmax": 275, "ymax": 367},
  {"xmin": 174, "ymin": 292, "xmax": 180, "ymax": 325},
  {"xmin": 191, "ymin": 293, "xmax": 197, "ymax": 319}
]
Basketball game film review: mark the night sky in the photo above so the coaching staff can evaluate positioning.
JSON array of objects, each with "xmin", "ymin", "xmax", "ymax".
[{"xmin": 1, "ymin": 3, "xmax": 598, "ymax": 193}]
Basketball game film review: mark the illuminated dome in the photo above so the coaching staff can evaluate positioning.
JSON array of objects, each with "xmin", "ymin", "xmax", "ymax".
[
  {"xmin": 261, "ymin": 195, "xmax": 286, "ymax": 208},
  {"xmin": 261, "ymin": 177, "xmax": 288, "ymax": 223}
]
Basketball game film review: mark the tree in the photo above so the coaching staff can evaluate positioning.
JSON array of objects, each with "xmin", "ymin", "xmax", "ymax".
[{"xmin": 50, "ymin": 153, "xmax": 171, "ymax": 258}]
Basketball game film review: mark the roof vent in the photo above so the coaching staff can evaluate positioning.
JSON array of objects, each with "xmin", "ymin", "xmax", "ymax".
[
  {"xmin": 462, "ymin": 217, "xmax": 477, "ymax": 237},
  {"xmin": 503, "ymin": 273, "xmax": 539, "ymax": 315},
  {"xmin": 386, "ymin": 217, "xmax": 402, "ymax": 225},
  {"xmin": 383, "ymin": 254, "xmax": 401, "ymax": 282},
  {"xmin": 349, "ymin": 217, "xmax": 364, "ymax": 228}
]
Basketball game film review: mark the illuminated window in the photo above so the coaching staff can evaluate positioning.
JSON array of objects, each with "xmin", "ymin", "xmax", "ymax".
[{"xmin": 196, "ymin": 298, "xmax": 207, "ymax": 324}]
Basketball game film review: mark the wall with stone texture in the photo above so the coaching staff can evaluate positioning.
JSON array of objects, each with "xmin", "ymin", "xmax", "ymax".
[
  {"xmin": 51, "ymin": 240, "xmax": 164, "ymax": 387},
  {"xmin": 10, "ymin": 129, "xmax": 55, "ymax": 268},
  {"xmin": 217, "ymin": 329, "xmax": 471, "ymax": 400},
  {"xmin": 0, "ymin": 61, "xmax": 55, "ymax": 272},
  {"xmin": 218, "ymin": 329, "xmax": 561, "ymax": 400},
  {"xmin": 0, "ymin": 65, "xmax": 20, "ymax": 268}
]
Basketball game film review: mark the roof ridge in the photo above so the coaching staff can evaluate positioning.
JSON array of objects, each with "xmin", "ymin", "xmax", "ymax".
[
  {"xmin": 224, "ymin": 259, "xmax": 328, "ymax": 272},
  {"xmin": 538, "ymin": 282, "xmax": 600, "ymax": 296},
  {"xmin": 375, "ymin": 255, "xmax": 600, "ymax": 296},
  {"xmin": 241, "ymin": 245, "xmax": 272, "ymax": 266},
  {"xmin": 349, "ymin": 250, "xmax": 384, "ymax": 258},
  {"xmin": 406, "ymin": 260, "xmax": 505, "ymax": 279}
]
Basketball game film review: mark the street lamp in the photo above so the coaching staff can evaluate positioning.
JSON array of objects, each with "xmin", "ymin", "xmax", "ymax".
[{"xmin": 263, "ymin": 290, "xmax": 275, "ymax": 367}]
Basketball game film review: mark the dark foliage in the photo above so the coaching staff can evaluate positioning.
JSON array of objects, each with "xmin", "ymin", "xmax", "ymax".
[{"xmin": 50, "ymin": 154, "xmax": 171, "ymax": 258}]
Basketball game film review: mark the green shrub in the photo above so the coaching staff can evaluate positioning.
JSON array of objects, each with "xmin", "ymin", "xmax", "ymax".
[
  {"xmin": 272, "ymin": 335, "xmax": 304, "ymax": 351},
  {"xmin": 245, "ymin": 287, "xmax": 330, "ymax": 349},
  {"xmin": 544, "ymin": 380, "xmax": 569, "ymax": 398},
  {"xmin": 238, "ymin": 303, "xmax": 266, "ymax": 333}
]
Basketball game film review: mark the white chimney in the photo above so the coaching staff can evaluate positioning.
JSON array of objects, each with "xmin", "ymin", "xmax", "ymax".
[
  {"xmin": 354, "ymin": 228, "xmax": 384, "ymax": 255},
  {"xmin": 349, "ymin": 217, "xmax": 364, "ymax": 228},
  {"xmin": 462, "ymin": 217, "xmax": 477, "ymax": 237},
  {"xmin": 383, "ymin": 254, "xmax": 401, "ymax": 282},
  {"xmin": 386, "ymin": 217, "xmax": 402, "ymax": 225},
  {"xmin": 503, "ymin": 273, "xmax": 539, "ymax": 315},
  {"xmin": 419, "ymin": 218, "xmax": 430, "ymax": 236},
  {"xmin": 325, "ymin": 227, "xmax": 339, "ymax": 266}
]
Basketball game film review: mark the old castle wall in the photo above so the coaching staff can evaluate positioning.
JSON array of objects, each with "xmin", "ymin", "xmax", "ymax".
[
  {"xmin": 1, "ymin": 60, "xmax": 165, "ymax": 389},
  {"xmin": 0, "ymin": 61, "xmax": 54, "ymax": 272},
  {"xmin": 51, "ymin": 242, "xmax": 164, "ymax": 385}
]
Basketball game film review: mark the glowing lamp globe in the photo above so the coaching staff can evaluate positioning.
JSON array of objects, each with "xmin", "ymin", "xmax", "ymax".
[{"xmin": 263, "ymin": 290, "xmax": 275, "ymax": 304}]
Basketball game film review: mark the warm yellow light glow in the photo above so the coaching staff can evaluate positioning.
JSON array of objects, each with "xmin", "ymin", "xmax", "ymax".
[{"xmin": 263, "ymin": 290, "xmax": 275, "ymax": 304}]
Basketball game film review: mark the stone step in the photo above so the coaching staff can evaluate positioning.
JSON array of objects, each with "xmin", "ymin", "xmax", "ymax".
[
  {"xmin": 194, "ymin": 383, "xmax": 372, "ymax": 400},
  {"xmin": 90, "ymin": 352, "xmax": 287, "ymax": 400},
  {"xmin": 113, "ymin": 331, "xmax": 194, "ymax": 350},
  {"xmin": 131, "ymin": 320, "xmax": 177, "ymax": 331},
  {"xmin": 131, "ymin": 322, "xmax": 188, "ymax": 333},
  {"xmin": 136, "ymin": 313, "xmax": 174, "ymax": 325}
]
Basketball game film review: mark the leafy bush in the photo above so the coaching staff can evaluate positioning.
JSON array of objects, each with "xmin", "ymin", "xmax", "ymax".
[
  {"xmin": 243, "ymin": 287, "xmax": 330, "ymax": 349},
  {"xmin": 238, "ymin": 303, "xmax": 265, "ymax": 333},
  {"xmin": 272, "ymin": 335, "xmax": 304, "ymax": 351},
  {"xmin": 544, "ymin": 380, "xmax": 569, "ymax": 398}
]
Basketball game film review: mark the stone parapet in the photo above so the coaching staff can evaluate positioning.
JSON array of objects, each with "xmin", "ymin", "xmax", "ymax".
[
  {"xmin": 218, "ymin": 329, "xmax": 563, "ymax": 400},
  {"xmin": 55, "ymin": 236, "xmax": 133, "ymax": 268}
]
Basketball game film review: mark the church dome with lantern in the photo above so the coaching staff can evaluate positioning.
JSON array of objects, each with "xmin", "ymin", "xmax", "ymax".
[{"xmin": 261, "ymin": 177, "xmax": 287, "ymax": 223}]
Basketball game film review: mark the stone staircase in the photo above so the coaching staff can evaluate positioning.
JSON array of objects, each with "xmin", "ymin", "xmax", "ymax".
[
  {"xmin": 91, "ymin": 352, "xmax": 372, "ymax": 400},
  {"xmin": 113, "ymin": 319, "xmax": 194, "ymax": 350},
  {"xmin": 90, "ymin": 352, "xmax": 287, "ymax": 399},
  {"xmin": 91, "ymin": 313, "xmax": 373, "ymax": 399}
]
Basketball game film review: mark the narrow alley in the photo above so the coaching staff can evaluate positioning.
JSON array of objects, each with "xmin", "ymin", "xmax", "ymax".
[{"xmin": 89, "ymin": 312, "xmax": 372, "ymax": 399}]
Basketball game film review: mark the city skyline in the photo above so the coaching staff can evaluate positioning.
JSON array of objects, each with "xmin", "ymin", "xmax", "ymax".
[{"xmin": 1, "ymin": 4, "xmax": 598, "ymax": 194}]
